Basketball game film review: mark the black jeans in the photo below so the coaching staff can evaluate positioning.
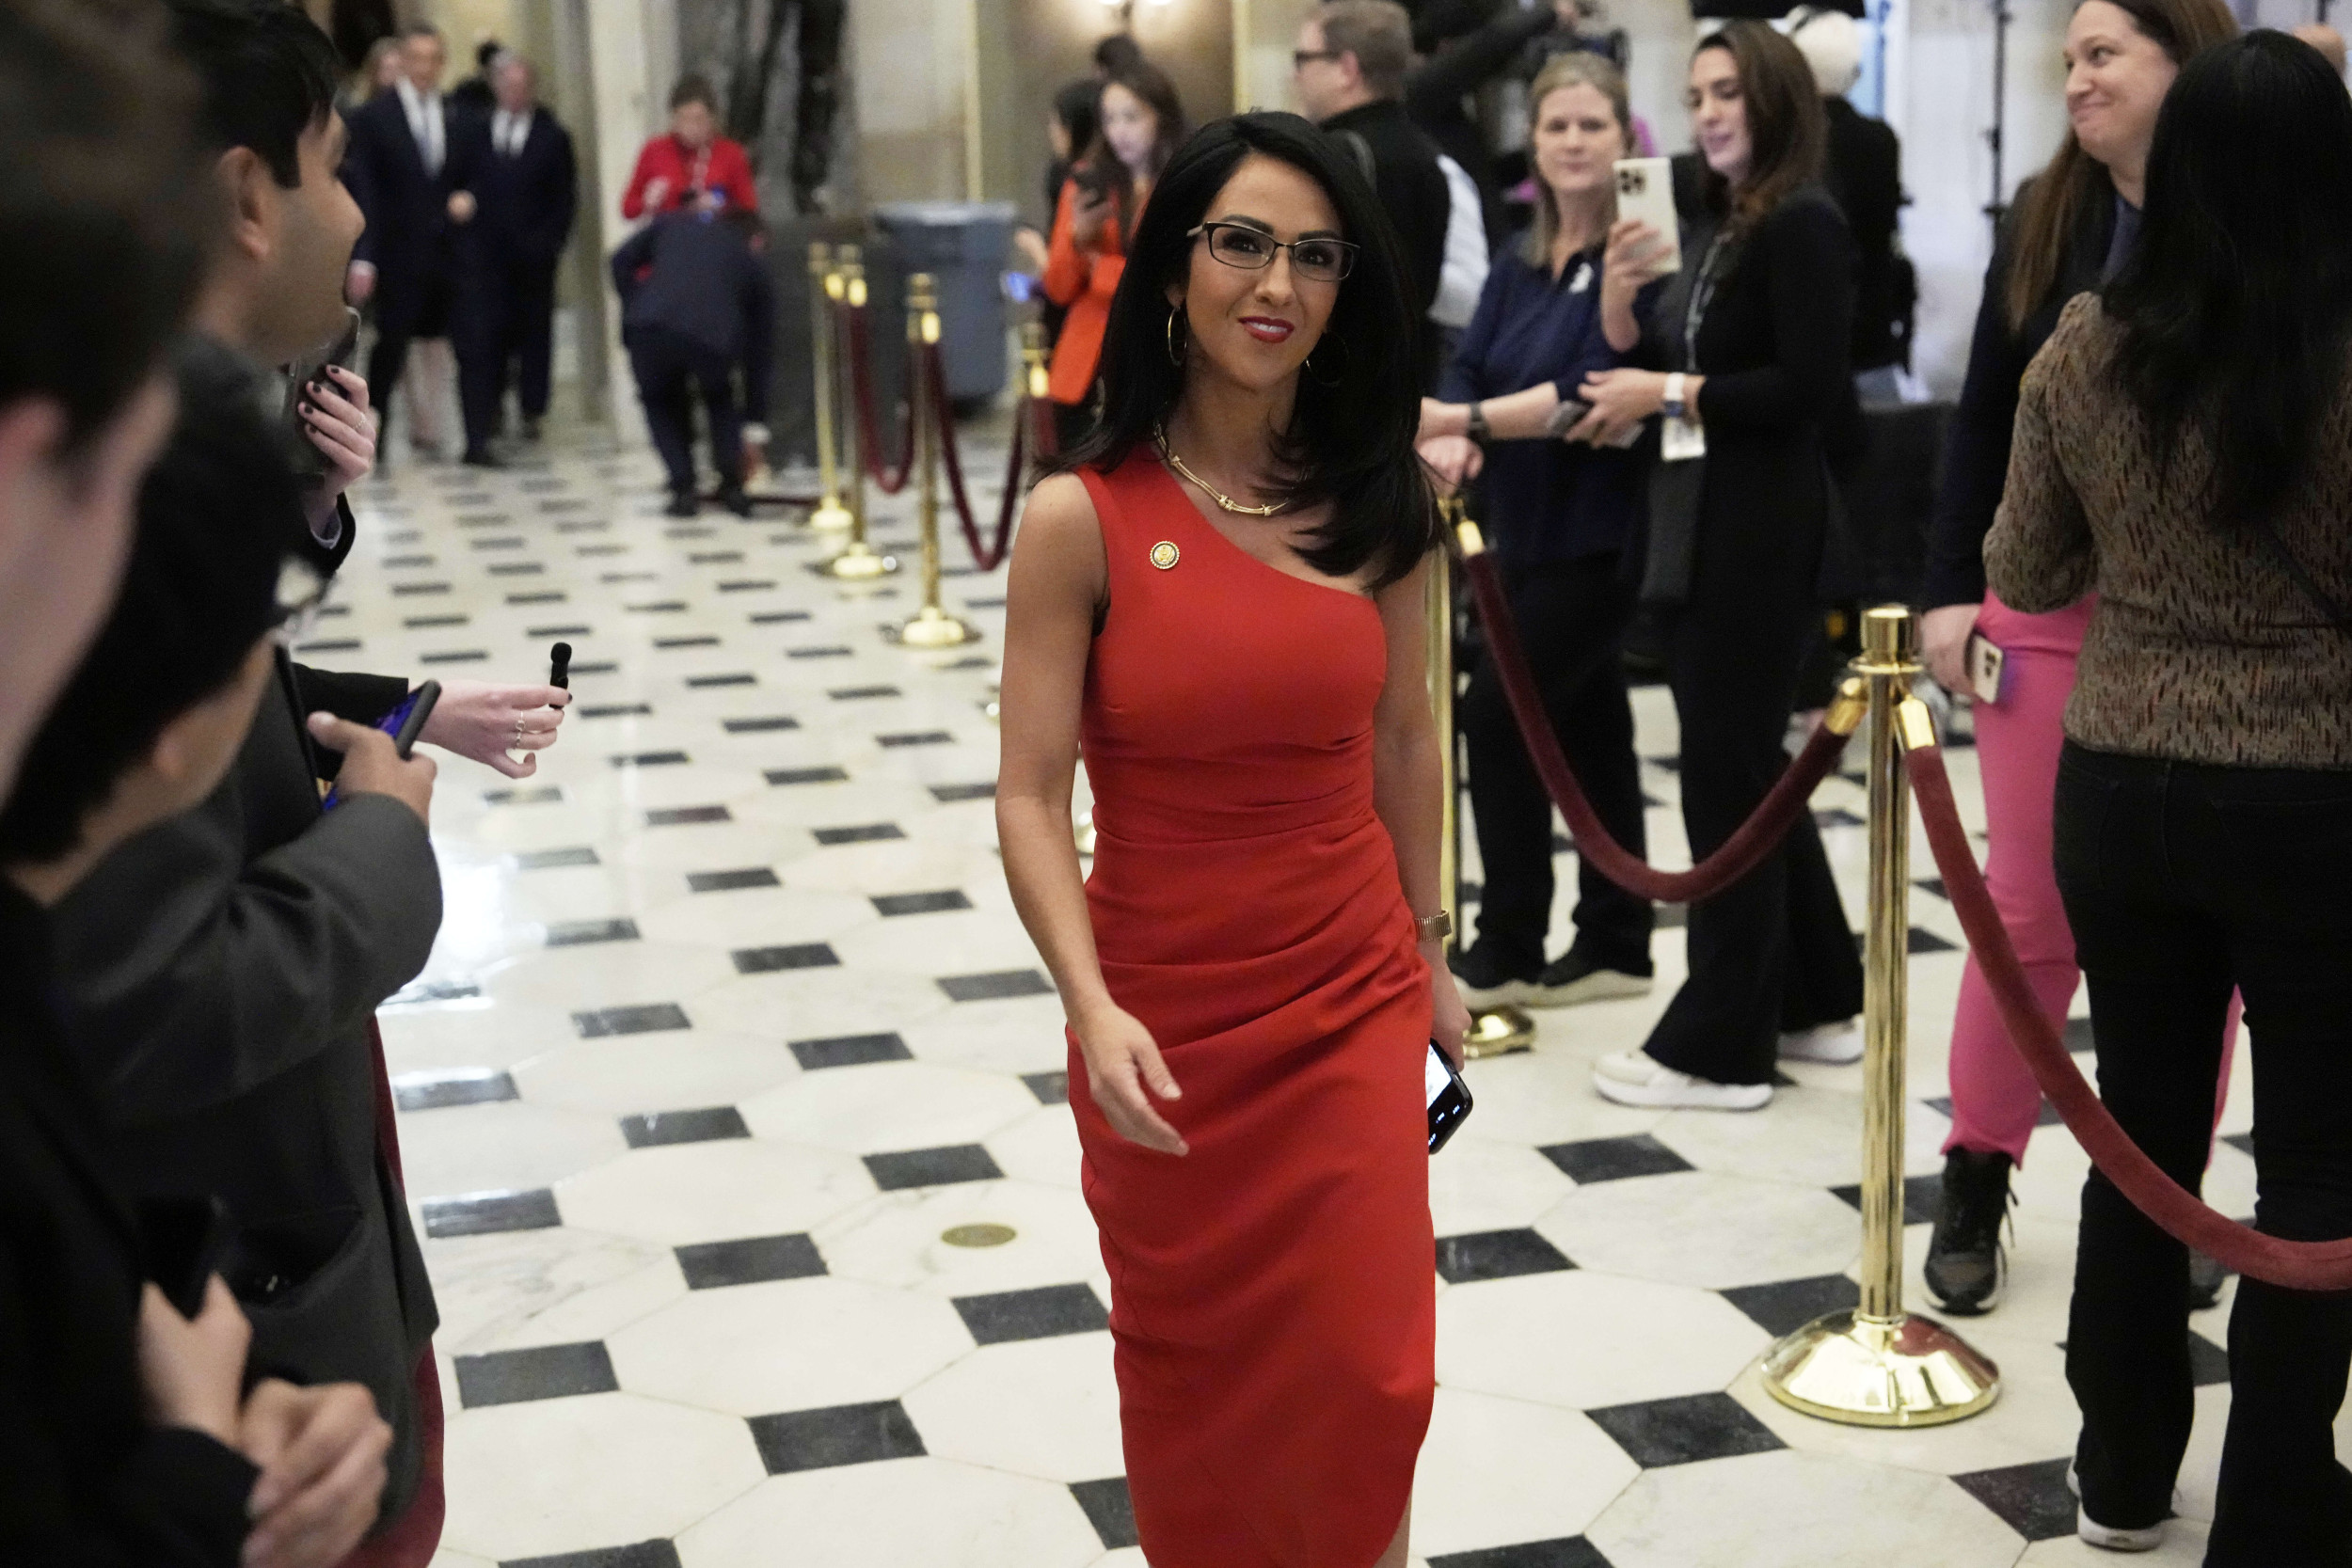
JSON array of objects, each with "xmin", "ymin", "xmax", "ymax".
[
  {"xmin": 1460, "ymin": 552, "xmax": 1651, "ymax": 975},
  {"xmin": 2054, "ymin": 742, "xmax": 2352, "ymax": 1564},
  {"xmin": 627, "ymin": 326, "xmax": 741, "ymax": 499},
  {"xmin": 1642, "ymin": 541, "xmax": 1862, "ymax": 1085}
]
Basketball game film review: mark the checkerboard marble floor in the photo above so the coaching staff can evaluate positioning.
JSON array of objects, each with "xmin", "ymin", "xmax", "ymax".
[{"xmin": 339, "ymin": 428, "xmax": 2344, "ymax": 1568}]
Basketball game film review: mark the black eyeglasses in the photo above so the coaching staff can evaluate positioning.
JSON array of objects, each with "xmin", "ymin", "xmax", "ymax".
[
  {"xmin": 1292, "ymin": 48, "xmax": 1341, "ymax": 69},
  {"xmin": 1187, "ymin": 222, "xmax": 1358, "ymax": 283}
]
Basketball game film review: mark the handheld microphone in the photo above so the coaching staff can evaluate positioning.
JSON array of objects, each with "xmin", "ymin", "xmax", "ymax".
[{"xmin": 549, "ymin": 641, "xmax": 573, "ymax": 690}]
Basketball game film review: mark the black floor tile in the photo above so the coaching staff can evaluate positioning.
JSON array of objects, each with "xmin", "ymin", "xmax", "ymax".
[
  {"xmin": 1430, "ymin": 1541, "xmax": 1613, "ymax": 1568},
  {"xmin": 1656, "ymin": 902, "xmax": 1687, "ymax": 928},
  {"xmin": 384, "ymin": 978, "xmax": 481, "ymax": 1006},
  {"xmin": 872, "ymin": 890, "xmax": 972, "ymax": 916},
  {"xmin": 929, "ymin": 782, "xmax": 996, "ymax": 802},
  {"xmin": 1832, "ymin": 1172, "xmax": 1943, "ymax": 1227},
  {"xmin": 571, "ymin": 661, "xmax": 618, "ymax": 675},
  {"xmin": 748, "ymin": 1400, "xmax": 926, "ymax": 1474},
  {"xmin": 621, "ymin": 1106, "xmax": 751, "ymax": 1149},
  {"xmin": 502, "ymin": 1541, "xmax": 681, "ymax": 1568},
  {"xmin": 470, "ymin": 535, "xmax": 526, "ymax": 549},
  {"xmin": 1952, "ymin": 1457, "xmax": 2078, "ymax": 1542},
  {"xmin": 423, "ymin": 1187, "xmax": 561, "ymax": 1239},
  {"xmin": 2222, "ymin": 1131, "xmax": 2254, "ymax": 1158},
  {"xmin": 690, "ymin": 552, "xmax": 744, "ymax": 564},
  {"xmin": 789, "ymin": 1032, "xmax": 912, "ymax": 1069},
  {"xmin": 828, "ymin": 685, "xmax": 901, "ymax": 699},
  {"xmin": 749, "ymin": 610, "xmax": 812, "ymax": 624},
  {"xmin": 1022, "ymin": 1070, "xmax": 1069, "ymax": 1104},
  {"xmin": 654, "ymin": 636, "xmax": 721, "ymax": 649},
  {"xmin": 1814, "ymin": 807, "xmax": 1867, "ymax": 829},
  {"xmin": 405, "ymin": 613, "xmax": 469, "ymax": 628},
  {"xmin": 686, "ymin": 673, "xmax": 755, "ymax": 688},
  {"xmin": 547, "ymin": 918, "xmax": 641, "ymax": 947},
  {"xmin": 676, "ymin": 1232, "xmax": 827, "ymax": 1290},
  {"xmin": 2189, "ymin": 1328, "xmax": 2231, "ymax": 1386},
  {"xmin": 507, "ymin": 589, "xmax": 564, "ymax": 604},
  {"xmin": 1925, "ymin": 1093, "xmax": 2063, "ymax": 1129},
  {"xmin": 877, "ymin": 730, "xmax": 954, "ymax": 747},
  {"xmin": 528, "ymin": 624, "xmax": 593, "ymax": 637},
  {"xmin": 731, "ymin": 942, "xmax": 839, "ymax": 974},
  {"xmin": 1539, "ymin": 1133, "xmax": 1694, "ymax": 1184},
  {"xmin": 626, "ymin": 600, "xmax": 690, "ymax": 612},
  {"xmin": 865, "ymin": 1144, "xmax": 1003, "ymax": 1190},
  {"xmin": 487, "ymin": 564, "xmax": 545, "ymax": 578},
  {"xmin": 939, "ymin": 969, "xmax": 1054, "ymax": 1002},
  {"xmin": 723, "ymin": 715, "xmax": 800, "ymax": 733},
  {"xmin": 1437, "ymin": 1228, "xmax": 1576, "ymax": 1284},
  {"xmin": 686, "ymin": 867, "xmax": 780, "ymax": 893},
  {"xmin": 1849, "ymin": 926, "xmax": 1961, "ymax": 955},
  {"xmin": 514, "ymin": 847, "xmax": 601, "ymax": 871},
  {"xmin": 952, "ymin": 1283, "xmax": 1109, "ymax": 1344},
  {"xmin": 574, "ymin": 1003, "xmax": 691, "ymax": 1037},
  {"xmin": 788, "ymin": 645, "xmax": 855, "ymax": 658},
  {"xmin": 485, "ymin": 785, "xmax": 565, "ymax": 805},
  {"xmin": 577, "ymin": 704, "xmax": 652, "ymax": 720},
  {"xmin": 717, "ymin": 579, "xmax": 776, "ymax": 592},
  {"xmin": 644, "ymin": 805, "xmax": 730, "ymax": 826},
  {"xmin": 393, "ymin": 1068, "xmax": 517, "ymax": 1113},
  {"xmin": 1585, "ymin": 1390, "xmax": 1787, "ymax": 1467},
  {"xmin": 420, "ymin": 650, "xmax": 489, "ymax": 665},
  {"xmin": 767, "ymin": 767, "xmax": 850, "ymax": 785},
  {"xmin": 454, "ymin": 1340, "xmax": 617, "ymax": 1408},
  {"xmin": 295, "ymin": 639, "xmax": 361, "ymax": 654},
  {"xmin": 1916, "ymin": 877, "xmax": 1948, "ymax": 899},
  {"xmin": 612, "ymin": 751, "xmax": 690, "ymax": 768},
  {"xmin": 813, "ymin": 822, "xmax": 904, "ymax": 845},
  {"xmin": 2065, "ymin": 1016, "xmax": 2096, "ymax": 1053},
  {"xmin": 392, "ymin": 581, "xmax": 451, "ymax": 595},
  {"xmin": 1720, "ymin": 1274, "xmax": 1861, "ymax": 1337},
  {"xmin": 1071, "ymin": 1478, "xmax": 1138, "ymax": 1550}
]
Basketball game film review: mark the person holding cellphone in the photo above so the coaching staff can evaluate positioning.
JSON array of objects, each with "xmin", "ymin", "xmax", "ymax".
[
  {"xmin": 999, "ymin": 113, "xmax": 1466, "ymax": 1568},
  {"xmin": 1569, "ymin": 22, "xmax": 1866, "ymax": 1110},
  {"xmin": 1915, "ymin": 0, "xmax": 2235, "ymax": 1317},
  {"xmin": 1415, "ymin": 53, "xmax": 1672, "ymax": 1012}
]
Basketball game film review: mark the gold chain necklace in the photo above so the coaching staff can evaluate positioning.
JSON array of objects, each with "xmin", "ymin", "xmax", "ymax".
[{"xmin": 1154, "ymin": 425, "xmax": 1286, "ymax": 517}]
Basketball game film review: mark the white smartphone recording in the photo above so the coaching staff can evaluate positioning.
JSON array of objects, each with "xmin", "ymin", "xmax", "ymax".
[{"xmin": 1611, "ymin": 158, "xmax": 1682, "ymax": 275}]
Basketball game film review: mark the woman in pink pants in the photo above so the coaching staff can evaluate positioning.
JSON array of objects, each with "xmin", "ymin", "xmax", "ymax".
[{"xmin": 1916, "ymin": 0, "xmax": 2239, "ymax": 1315}]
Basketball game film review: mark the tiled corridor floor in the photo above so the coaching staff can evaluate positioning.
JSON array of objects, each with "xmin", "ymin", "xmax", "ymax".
[{"xmin": 335, "ymin": 429, "xmax": 2340, "ymax": 1568}]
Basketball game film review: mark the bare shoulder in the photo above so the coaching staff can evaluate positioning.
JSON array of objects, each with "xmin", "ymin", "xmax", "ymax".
[{"xmin": 1007, "ymin": 470, "xmax": 1107, "ymax": 604}]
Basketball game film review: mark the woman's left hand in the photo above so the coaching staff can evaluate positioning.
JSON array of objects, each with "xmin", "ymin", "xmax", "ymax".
[
  {"xmin": 1429, "ymin": 945, "xmax": 1470, "ymax": 1068},
  {"xmin": 418, "ymin": 679, "xmax": 572, "ymax": 779},
  {"xmin": 1570, "ymin": 367, "xmax": 1669, "ymax": 448},
  {"xmin": 298, "ymin": 365, "xmax": 375, "ymax": 531}
]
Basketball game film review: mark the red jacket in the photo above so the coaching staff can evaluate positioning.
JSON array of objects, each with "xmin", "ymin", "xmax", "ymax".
[
  {"xmin": 621, "ymin": 134, "xmax": 758, "ymax": 220},
  {"xmin": 1041, "ymin": 177, "xmax": 1131, "ymax": 406}
]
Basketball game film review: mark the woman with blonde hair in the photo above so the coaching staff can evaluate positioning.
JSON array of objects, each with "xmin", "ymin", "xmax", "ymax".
[{"xmin": 1417, "ymin": 52, "xmax": 1674, "ymax": 1010}]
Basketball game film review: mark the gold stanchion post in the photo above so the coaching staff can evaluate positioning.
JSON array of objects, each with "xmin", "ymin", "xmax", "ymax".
[
  {"xmin": 805, "ymin": 242, "xmax": 852, "ymax": 532},
  {"xmin": 1440, "ymin": 501, "xmax": 1535, "ymax": 1058},
  {"xmin": 1759, "ymin": 605, "xmax": 1999, "ymax": 1426},
  {"xmin": 818, "ymin": 247, "xmax": 898, "ymax": 579},
  {"xmin": 890, "ymin": 274, "xmax": 977, "ymax": 648}
]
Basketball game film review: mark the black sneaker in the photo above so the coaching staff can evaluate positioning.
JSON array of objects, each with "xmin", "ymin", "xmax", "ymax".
[
  {"xmin": 460, "ymin": 445, "xmax": 506, "ymax": 469},
  {"xmin": 663, "ymin": 490, "xmax": 699, "ymax": 518},
  {"xmin": 1529, "ymin": 948, "xmax": 1655, "ymax": 1008},
  {"xmin": 1925, "ymin": 1147, "xmax": 2013, "ymax": 1315},
  {"xmin": 720, "ymin": 485, "xmax": 754, "ymax": 518},
  {"xmin": 1448, "ymin": 941, "xmax": 1540, "ymax": 1010}
]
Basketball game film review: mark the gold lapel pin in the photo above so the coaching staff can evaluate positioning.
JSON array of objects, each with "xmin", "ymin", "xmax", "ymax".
[{"xmin": 1150, "ymin": 541, "xmax": 1180, "ymax": 570}]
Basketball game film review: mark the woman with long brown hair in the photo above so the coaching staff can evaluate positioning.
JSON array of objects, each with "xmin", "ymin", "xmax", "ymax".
[
  {"xmin": 1040, "ymin": 61, "xmax": 1186, "ymax": 452},
  {"xmin": 1571, "ymin": 21, "xmax": 1865, "ymax": 1110},
  {"xmin": 1914, "ymin": 0, "xmax": 2235, "ymax": 1322}
]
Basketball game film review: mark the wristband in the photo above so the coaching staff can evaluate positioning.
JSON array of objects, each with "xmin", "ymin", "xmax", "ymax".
[
  {"xmin": 1464, "ymin": 402, "xmax": 1490, "ymax": 444},
  {"xmin": 1662, "ymin": 372, "xmax": 1689, "ymax": 421}
]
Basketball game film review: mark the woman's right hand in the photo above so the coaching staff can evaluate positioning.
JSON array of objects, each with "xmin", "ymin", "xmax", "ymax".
[
  {"xmin": 1920, "ymin": 602, "xmax": 1980, "ymax": 697},
  {"xmin": 1418, "ymin": 436, "xmax": 1484, "ymax": 492},
  {"xmin": 135, "ymin": 1277, "xmax": 249, "ymax": 1447},
  {"xmin": 1074, "ymin": 1003, "xmax": 1188, "ymax": 1155},
  {"xmin": 1601, "ymin": 217, "xmax": 1675, "ymax": 290}
]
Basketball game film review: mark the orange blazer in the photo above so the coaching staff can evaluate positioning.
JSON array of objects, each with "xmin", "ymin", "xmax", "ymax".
[{"xmin": 1041, "ymin": 176, "xmax": 1129, "ymax": 406}]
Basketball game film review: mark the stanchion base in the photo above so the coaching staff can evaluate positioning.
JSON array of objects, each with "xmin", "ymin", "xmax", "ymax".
[
  {"xmin": 1074, "ymin": 811, "xmax": 1097, "ymax": 857},
  {"xmin": 1462, "ymin": 1005, "xmax": 1535, "ymax": 1058},
  {"xmin": 1760, "ymin": 1309, "xmax": 2000, "ymax": 1428},
  {"xmin": 813, "ymin": 543, "xmax": 900, "ymax": 580},
  {"xmin": 886, "ymin": 607, "xmax": 978, "ymax": 648},
  {"xmin": 808, "ymin": 500, "xmax": 854, "ymax": 533}
]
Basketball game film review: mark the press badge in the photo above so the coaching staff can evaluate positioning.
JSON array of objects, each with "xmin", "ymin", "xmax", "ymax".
[{"xmin": 1661, "ymin": 414, "xmax": 1707, "ymax": 463}]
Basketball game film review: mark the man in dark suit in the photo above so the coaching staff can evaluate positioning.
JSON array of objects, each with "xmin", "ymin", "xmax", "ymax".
[
  {"xmin": 447, "ymin": 52, "xmax": 576, "ymax": 446},
  {"xmin": 343, "ymin": 24, "xmax": 496, "ymax": 464}
]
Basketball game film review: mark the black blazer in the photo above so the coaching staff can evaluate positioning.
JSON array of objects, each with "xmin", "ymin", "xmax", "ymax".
[
  {"xmin": 0, "ymin": 882, "xmax": 260, "ymax": 1565},
  {"xmin": 1319, "ymin": 99, "xmax": 1452, "ymax": 359},
  {"xmin": 1920, "ymin": 179, "xmax": 2119, "ymax": 610},
  {"xmin": 48, "ymin": 636, "xmax": 441, "ymax": 1529},
  {"xmin": 342, "ymin": 90, "xmax": 463, "ymax": 318},
  {"xmin": 447, "ymin": 105, "xmax": 579, "ymax": 276}
]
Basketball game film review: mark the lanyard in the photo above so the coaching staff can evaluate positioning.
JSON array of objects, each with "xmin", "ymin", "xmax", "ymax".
[{"xmin": 1680, "ymin": 229, "xmax": 1737, "ymax": 373}]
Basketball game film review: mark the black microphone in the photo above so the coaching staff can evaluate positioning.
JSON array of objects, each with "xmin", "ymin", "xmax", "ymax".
[{"xmin": 549, "ymin": 641, "xmax": 573, "ymax": 690}]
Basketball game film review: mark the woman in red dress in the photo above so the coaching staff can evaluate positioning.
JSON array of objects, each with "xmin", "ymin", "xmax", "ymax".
[{"xmin": 999, "ymin": 113, "xmax": 1470, "ymax": 1568}]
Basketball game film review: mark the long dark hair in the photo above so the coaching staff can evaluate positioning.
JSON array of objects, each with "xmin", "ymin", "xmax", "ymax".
[
  {"xmin": 2003, "ymin": 0, "xmax": 2234, "ymax": 331},
  {"xmin": 1692, "ymin": 23, "xmax": 1824, "ymax": 237},
  {"xmin": 1069, "ymin": 112, "xmax": 1438, "ymax": 591},
  {"xmin": 2106, "ymin": 31, "xmax": 2352, "ymax": 531},
  {"xmin": 1078, "ymin": 62, "xmax": 1185, "ymax": 245}
]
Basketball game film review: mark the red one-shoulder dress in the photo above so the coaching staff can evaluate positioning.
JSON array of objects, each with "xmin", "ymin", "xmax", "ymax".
[{"xmin": 1069, "ymin": 448, "xmax": 1436, "ymax": 1568}]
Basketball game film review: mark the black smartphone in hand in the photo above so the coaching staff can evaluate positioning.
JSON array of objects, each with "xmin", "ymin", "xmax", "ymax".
[
  {"xmin": 1427, "ymin": 1040, "xmax": 1472, "ymax": 1153},
  {"xmin": 284, "ymin": 305, "xmax": 362, "ymax": 483}
]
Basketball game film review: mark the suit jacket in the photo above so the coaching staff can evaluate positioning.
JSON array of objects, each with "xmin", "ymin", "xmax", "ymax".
[
  {"xmin": 0, "ymin": 880, "xmax": 261, "ymax": 1566},
  {"xmin": 610, "ymin": 213, "xmax": 777, "ymax": 419},
  {"xmin": 1319, "ymin": 99, "xmax": 1452, "ymax": 379},
  {"xmin": 48, "ymin": 637, "xmax": 441, "ymax": 1528},
  {"xmin": 1820, "ymin": 97, "xmax": 1905, "ymax": 372},
  {"xmin": 343, "ymin": 88, "xmax": 466, "ymax": 325},
  {"xmin": 447, "ymin": 105, "xmax": 578, "ymax": 277}
]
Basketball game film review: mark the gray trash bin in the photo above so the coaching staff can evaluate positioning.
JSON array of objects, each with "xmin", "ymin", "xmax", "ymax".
[{"xmin": 872, "ymin": 200, "xmax": 1018, "ymax": 404}]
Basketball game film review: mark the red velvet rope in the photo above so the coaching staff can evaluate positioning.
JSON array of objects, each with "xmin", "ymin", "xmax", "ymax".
[
  {"xmin": 1906, "ymin": 742, "xmax": 2352, "ymax": 1291},
  {"xmin": 844, "ymin": 302, "xmax": 914, "ymax": 494},
  {"xmin": 1460, "ymin": 546, "xmax": 1855, "ymax": 904},
  {"xmin": 924, "ymin": 340, "xmax": 1023, "ymax": 572}
]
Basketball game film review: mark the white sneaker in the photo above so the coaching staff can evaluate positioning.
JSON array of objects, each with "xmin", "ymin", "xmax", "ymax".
[
  {"xmin": 1779, "ymin": 1021, "xmax": 1865, "ymax": 1065},
  {"xmin": 2067, "ymin": 1465, "xmax": 2167, "ymax": 1552},
  {"xmin": 1593, "ymin": 1049, "xmax": 1773, "ymax": 1110}
]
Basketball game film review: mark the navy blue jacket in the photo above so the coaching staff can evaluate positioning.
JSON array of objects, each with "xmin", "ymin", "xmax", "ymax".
[
  {"xmin": 1441, "ymin": 242, "xmax": 1656, "ymax": 566},
  {"xmin": 445, "ymin": 105, "xmax": 578, "ymax": 275},
  {"xmin": 341, "ymin": 90, "xmax": 464, "ymax": 327},
  {"xmin": 611, "ymin": 214, "xmax": 778, "ymax": 420}
]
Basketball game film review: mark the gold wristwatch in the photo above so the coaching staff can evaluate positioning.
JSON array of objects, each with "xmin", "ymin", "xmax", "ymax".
[{"xmin": 1415, "ymin": 910, "xmax": 1454, "ymax": 944}]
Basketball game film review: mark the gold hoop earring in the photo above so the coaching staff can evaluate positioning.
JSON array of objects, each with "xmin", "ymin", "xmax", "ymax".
[{"xmin": 1166, "ymin": 304, "xmax": 1187, "ymax": 368}]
